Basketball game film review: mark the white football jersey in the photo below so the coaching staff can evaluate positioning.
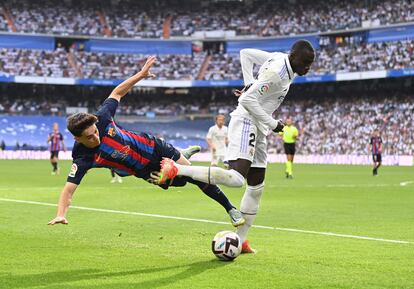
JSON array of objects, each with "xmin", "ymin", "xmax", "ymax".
[
  {"xmin": 206, "ymin": 125, "xmax": 228, "ymax": 153},
  {"xmin": 231, "ymin": 49, "xmax": 295, "ymax": 134}
]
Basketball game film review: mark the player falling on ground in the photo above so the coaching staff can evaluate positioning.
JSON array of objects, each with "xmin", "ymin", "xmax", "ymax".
[
  {"xmin": 368, "ymin": 129, "xmax": 383, "ymax": 176},
  {"xmin": 279, "ymin": 117, "xmax": 298, "ymax": 179},
  {"xmin": 47, "ymin": 122, "xmax": 66, "ymax": 175},
  {"xmin": 159, "ymin": 40, "xmax": 315, "ymax": 253},
  {"xmin": 206, "ymin": 114, "xmax": 229, "ymax": 167},
  {"xmin": 48, "ymin": 56, "xmax": 244, "ymax": 227}
]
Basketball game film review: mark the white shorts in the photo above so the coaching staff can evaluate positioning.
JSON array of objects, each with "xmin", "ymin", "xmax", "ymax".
[{"xmin": 225, "ymin": 116, "xmax": 267, "ymax": 168}]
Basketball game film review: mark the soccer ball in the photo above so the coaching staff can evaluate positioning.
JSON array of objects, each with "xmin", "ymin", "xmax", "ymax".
[{"xmin": 211, "ymin": 231, "xmax": 242, "ymax": 261}]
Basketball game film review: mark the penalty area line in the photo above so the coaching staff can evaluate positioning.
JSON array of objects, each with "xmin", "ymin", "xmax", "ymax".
[{"xmin": 0, "ymin": 197, "xmax": 412, "ymax": 245}]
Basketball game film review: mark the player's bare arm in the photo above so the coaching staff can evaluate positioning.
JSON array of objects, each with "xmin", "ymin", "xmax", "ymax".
[
  {"xmin": 48, "ymin": 182, "xmax": 78, "ymax": 225},
  {"xmin": 109, "ymin": 55, "xmax": 156, "ymax": 102}
]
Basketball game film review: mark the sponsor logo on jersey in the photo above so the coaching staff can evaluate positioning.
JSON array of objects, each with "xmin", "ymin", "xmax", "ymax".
[
  {"xmin": 111, "ymin": 145, "xmax": 130, "ymax": 161},
  {"xmin": 69, "ymin": 163, "xmax": 78, "ymax": 177},
  {"xmin": 258, "ymin": 84, "xmax": 270, "ymax": 95}
]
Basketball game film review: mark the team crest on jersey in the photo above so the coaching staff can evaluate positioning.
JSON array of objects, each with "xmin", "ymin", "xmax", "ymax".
[
  {"xmin": 249, "ymin": 147, "xmax": 255, "ymax": 157},
  {"xmin": 258, "ymin": 84, "xmax": 270, "ymax": 95},
  {"xmin": 108, "ymin": 127, "xmax": 116, "ymax": 137},
  {"xmin": 69, "ymin": 163, "xmax": 78, "ymax": 177}
]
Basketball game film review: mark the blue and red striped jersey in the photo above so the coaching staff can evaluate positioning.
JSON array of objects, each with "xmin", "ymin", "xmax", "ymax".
[
  {"xmin": 49, "ymin": 132, "xmax": 63, "ymax": 151},
  {"xmin": 370, "ymin": 136, "xmax": 382, "ymax": 154},
  {"xmin": 67, "ymin": 98, "xmax": 157, "ymax": 185}
]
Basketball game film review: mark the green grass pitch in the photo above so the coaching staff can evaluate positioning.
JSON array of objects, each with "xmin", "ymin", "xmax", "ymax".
[{"xmin": 0, "ymin": 160, "xmax": 413, "ymax": 289}]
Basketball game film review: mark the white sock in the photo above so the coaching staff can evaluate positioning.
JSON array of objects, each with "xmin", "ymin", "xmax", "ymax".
[
  {"xmin": 237, "ymin": 183, "xmax": 265, "ymax": 243},
  {"xmin": 176, "ymin": 165, "xmax": 245, "ymax": 187}
]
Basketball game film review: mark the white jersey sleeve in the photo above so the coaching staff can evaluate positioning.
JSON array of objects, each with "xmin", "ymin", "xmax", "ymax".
[
  {"xmin": 238, "ymin": 69, "xmax": 281, "ymax": 131},
  {"xmin": 240, "ymin": 49, "xmax": 274, "ymax": 85}
]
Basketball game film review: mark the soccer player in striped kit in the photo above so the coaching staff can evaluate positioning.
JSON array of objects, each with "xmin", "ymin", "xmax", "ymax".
[
  {"xmin": 160, "ymin": 40, "xmax": 315, "ymax": 253},
  {"xmin": 48, "ymin": 56, "xmax": 244, "ymax": 228},
  {"xmin": 48, "ymin": 123, "xmax": 66, "ymax": 175},
  {"xmin": 369, "ymin": 129, "xmax": 383, "ymax": 176}
]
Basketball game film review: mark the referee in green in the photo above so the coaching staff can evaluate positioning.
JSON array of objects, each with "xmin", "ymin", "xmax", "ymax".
[{"xmin": 279, "ymin": 117, "xmax": 299, "ymax": 179}]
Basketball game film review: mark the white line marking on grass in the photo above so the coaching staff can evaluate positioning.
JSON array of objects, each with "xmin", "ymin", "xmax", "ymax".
[
  {"xmin": 0, "ymin": 197, "xmax": 412, "ymax": 245},
  {"xmin": 400, "ymin": 181, "xmax": 413, "ymax": 186}
]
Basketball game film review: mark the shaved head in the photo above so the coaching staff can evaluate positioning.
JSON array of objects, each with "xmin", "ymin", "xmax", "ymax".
[{"xmin": 289, "ymin": 40, "xmax": 315, "ymax": 76}]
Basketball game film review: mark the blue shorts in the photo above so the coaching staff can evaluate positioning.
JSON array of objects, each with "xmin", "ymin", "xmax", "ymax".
[{"xmin": 135, "ymin": 138, "xmax": 181, "ymax": 180}]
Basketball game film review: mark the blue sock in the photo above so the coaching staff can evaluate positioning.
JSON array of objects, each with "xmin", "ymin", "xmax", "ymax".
[{"xmin": 187, "ymin": 178, "xmax": 234, "ymax": 212}]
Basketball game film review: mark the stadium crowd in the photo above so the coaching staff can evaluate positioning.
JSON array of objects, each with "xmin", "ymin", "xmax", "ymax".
[
  {"xmin": 0, "ymin": 0, "xmax": 412, "ymax": 38},
  {"xmin": 74, "ymin": 51, "xmax": 204, "ymax": 80},
  {"xmin": 1, "ymin": 39, "xmax": 413, "ymax": 80},
  {"xmin": 1, "ymin": 92, "xmax": 412, "ymax": 155},
  {"xmin": 267, "ymin": 96, "xmax": 414, "ymax": 156},
  {"xmin": 313, "ymin": 40, "xmax": 414, "ymax": 74},
  {"xmin": 0, "ymin": 47, "xmax": 75, "ymax": 78}
]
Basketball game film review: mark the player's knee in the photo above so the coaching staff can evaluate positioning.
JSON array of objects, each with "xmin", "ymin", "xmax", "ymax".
[
  {"xmin": 248, "ymin": 182, "xmax": 265, "ymax": 199},
  {"xmin": 240, "ymin": 182, "xmax": 265, "ymax": 214},
  {"xmin": 225, "ymin": 169, "xmax": 245, "ymax": 187}
]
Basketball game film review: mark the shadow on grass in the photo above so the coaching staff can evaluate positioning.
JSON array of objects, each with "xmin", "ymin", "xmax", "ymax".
[{"xmin": 3, "ymin": 259, "xmax": 230, "ymax": 288}]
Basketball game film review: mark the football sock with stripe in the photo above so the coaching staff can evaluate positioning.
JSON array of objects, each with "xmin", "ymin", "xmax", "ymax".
[
  {"xmin": 176, "ymin": 164, "xmax": 245, "ymax": 187},
  {"xmin": 237, "ymin": 183, "xmax": 265, "ymax": 242}
]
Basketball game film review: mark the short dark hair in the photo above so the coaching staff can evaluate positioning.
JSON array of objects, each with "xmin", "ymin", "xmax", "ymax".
[
  {"xmin": 291, "ymin": 40, "xmax": 315, "ymax": 55},
  {"xmin": 67, "ymin": 113, "xmax": 98, "ymax": 137}
]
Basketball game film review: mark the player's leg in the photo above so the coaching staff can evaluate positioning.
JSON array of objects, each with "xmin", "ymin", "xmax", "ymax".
[
  {"xmin": 376, "ymin": 154, "xmax": 382, "ymax": 174},
  {"xmin": 236, "ymin": 132, "xmax": 267, "ymax": 253},
  {"xmin": 372, "ymin": 154, "xmax": 378, "ymax": 175},
  {"xmin": 286, "ymin": 154, "xmax": 294, "ymax": 179},
  {"xmin": 154, "ymin": 174, "xmax": 244, "ymax": 226},
  {"xmin": 284, "ymin": 143, "xmax": 294, "ymax": 178},
  {"xmin": 152, "ymin": 139, "xmax": 244, "ymax": 226},
  {"xmin": 211, "ymin": 152, "xmax": 218, "ymax": 167},
  {"xmin": 50, "ymin": 152, "xmax": 58, "ymax": 175},
  {"xmin": 160, "ymin": 117, "xmax": 255, "ymax": 187},
  {"xmin": 110, "ymin": 169, "xmax": 116, "ymax": 183},
  {"xmin": 186, "ymin": 178, "xmax": 245, "ymax": 227},
  {"xmin": 55, "ymin": 152, "xmax": 60, "ymax": 174}
]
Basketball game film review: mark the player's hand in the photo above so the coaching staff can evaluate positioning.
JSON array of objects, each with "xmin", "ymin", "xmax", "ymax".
[
  {"xmin": 147, "ymin": 171, "xmax": 161, "ymax": 185},
  {"xmin": 272, "ymin": 119, "xmax": 285, "ymax": 133},
  {"xmin": 233, "ymin": 83, "xmax": 253, "ymax": 97},
  {"xmin": 140, "ymin": 56, "xmax": 157, "ymax": 79},
  {"xmin": 48, "ymin": 216, "xmax": 68, "ymax": 225},
  {"xmin": 234, "ymin": 89, "xmax": 243, "ymax": 97}
]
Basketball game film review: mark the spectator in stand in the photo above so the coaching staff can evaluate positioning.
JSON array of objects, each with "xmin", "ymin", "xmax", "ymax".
[{"xmin": 0, "ymin": 0, "xmax": 412, "ymax": 38}]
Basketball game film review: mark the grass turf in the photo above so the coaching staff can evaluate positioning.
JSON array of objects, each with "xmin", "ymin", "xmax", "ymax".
[{"xmin": 0, "ymin": 160, "xmax": 413, "ymax": 289}]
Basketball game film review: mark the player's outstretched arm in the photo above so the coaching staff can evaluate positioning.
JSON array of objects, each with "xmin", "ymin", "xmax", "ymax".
[
  {"xmin": 109, "ymin": 55, "xmax": 157, "ymax": 102},
  {"xmin": 48, "ymin": 182, "xmax": 78, "ymax": 225},
  {"xmin": 240, "ymin": 49, "xmax": 272, "ymax": 85}
]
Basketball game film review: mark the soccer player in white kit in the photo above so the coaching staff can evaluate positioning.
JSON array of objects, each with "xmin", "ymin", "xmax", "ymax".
[
  {"xmin": 159, "ymin": 40, "xmax": 315, "ymax": 253},
  {"xmin": 206, "ymin": 114, "xmax": 228, "ymax": 166}
]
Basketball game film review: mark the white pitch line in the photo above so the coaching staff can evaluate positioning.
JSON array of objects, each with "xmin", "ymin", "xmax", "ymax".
[
  {"xmin": 0, "ymin": 197, "xmax": 412, "ymax": 245},
  {"xmin": 400, "ymin": 181, "xmax": 414, "ymax": 187}
]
